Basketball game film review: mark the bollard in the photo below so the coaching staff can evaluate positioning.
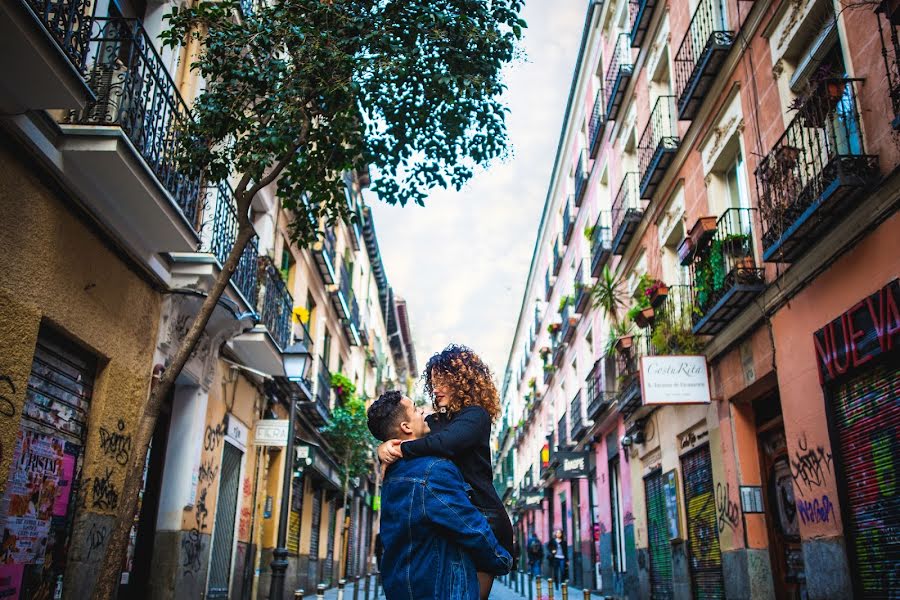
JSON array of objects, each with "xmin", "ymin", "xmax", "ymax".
[
  {"xmin": 337, "ymin": 578, "xmax": 346, "ymax": 600},
  {"xmin": 293, "ymin": 590, "xmax": 304, "ymax": 600},
  {"xmin": 316, "ymin": 583, "xmax": 326, "ymax": 600},
  {"xmin": 535, "ymin": 575, "xmax": 541, "ymax": 600},
  {"xmin": 364, "ymin": 573, "xmax": 371, "ymax": 600},
  {"xmin": 561, "ymin": 581, "xmax": 568, "ymax": 600},
  {"xmin": 527, "ymin": 573, "xmax": 533, "ymax": 600},
  {"xmin": 583, "ymin": 589, "xmax": 591, "ymax": 600},
  {"xmin": 547, "ymin": 578, "xmax": 554, "ymax": 599},
  {"xmin": 353, "ymin": 575, "xmax": 360, "ymax": 600}
]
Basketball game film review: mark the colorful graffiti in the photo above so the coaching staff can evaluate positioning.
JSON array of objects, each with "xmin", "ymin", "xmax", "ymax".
[{"xmin": 682, "ymin": 446, "xmax": 725, "ymax": 599}]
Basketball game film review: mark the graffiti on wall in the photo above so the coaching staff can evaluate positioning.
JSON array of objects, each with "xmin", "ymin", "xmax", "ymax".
[
  {"xmin": 0, "ymin": 374, "xmax": 16, "ymax": 418},
  {"xmin": 790, "ymin": 434, "xmax": 833, "ymax": 496},
  {"xmin": 715, "ymin": 483, "xmax": 740, "ymax": 532},
  {"xmin": 796, "ymin": 494, "xmax": 836, "ymax": 525},
  {"xmin": 98, "ymin": 420, "xmax": 132, "ymax": 466}
]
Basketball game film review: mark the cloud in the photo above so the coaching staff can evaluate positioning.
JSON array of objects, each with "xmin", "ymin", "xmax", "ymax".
[{"xmin": 370, "ymin": 1, "xmax": 587, "ymax": 379}]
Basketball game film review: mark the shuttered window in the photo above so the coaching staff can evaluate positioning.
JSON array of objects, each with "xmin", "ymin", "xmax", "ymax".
[
  {"xmin": 831, "ymin": 362, "xmax": 899, "ymax": 598},
  {"xmin": 681, "ymin": 445, "xmax": 725, "ymax": 599},
  {"xmin": 645, "ymin": 469, "xmax": 674, "ymax": 599}
]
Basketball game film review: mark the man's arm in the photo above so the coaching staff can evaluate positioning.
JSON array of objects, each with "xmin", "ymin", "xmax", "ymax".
[
  {"xmin": 400, "ymin": 406, "xmax": 489, "ymax": 459},
  {"xmin": 423, "ymin": 460, "xmax": 511, "ymax": 575}
]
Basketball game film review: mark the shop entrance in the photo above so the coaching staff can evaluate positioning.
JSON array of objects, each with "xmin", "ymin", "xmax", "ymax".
[
  {"xmin": 681, "ymin": 444, "xmax": 725, "ymax": 599},
  {"xmin": 644, "ymin": 469, "xmax": 674, "ymax": 599}
]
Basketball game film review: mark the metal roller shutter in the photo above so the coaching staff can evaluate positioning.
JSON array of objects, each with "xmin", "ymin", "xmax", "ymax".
[
  {"xmin": 681, "ymin": 445, "xmax": 725, "ymax": 599},
  {"xmin": 645, "ymin": 469, "xmax": 674, "ymax": 599},
  {"xmin": 310, "ymin": 488, "xmax": 323, "ymax": 556},
  {"xmin": 831, "ymin": 362, "xmax": 899, "ymax": 598}
]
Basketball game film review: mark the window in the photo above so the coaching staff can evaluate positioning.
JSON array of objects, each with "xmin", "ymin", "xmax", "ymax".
[
  {"xmin": 724, "ymin": 151, "xmax": 750, "ymax": 211},
  {"xmin": 280, "ymin": 244, "xmax": 295, "ymax": 289},
  {"xmin": 609, "ymin": 457, "xmax": 627, "ymax": 573}
]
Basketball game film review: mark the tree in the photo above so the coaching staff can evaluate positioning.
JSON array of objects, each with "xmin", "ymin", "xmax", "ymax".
[{"xmin": 93, "ymin": 1, "xmax": 525, "ymax": 597}]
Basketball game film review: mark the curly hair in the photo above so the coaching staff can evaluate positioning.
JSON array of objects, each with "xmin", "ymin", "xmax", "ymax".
[
  {"xmin": 422, "ymin": 344, "xmax": 500, "ymax": 421},
  {"xmin": 367, "ymin": 390, "xmax": 405, "ymax": 441}
]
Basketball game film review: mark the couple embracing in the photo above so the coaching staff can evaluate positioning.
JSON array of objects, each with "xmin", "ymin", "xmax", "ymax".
[{"xmin": 366, "ymin": 345, "xmax": 516, "ymax": 600}]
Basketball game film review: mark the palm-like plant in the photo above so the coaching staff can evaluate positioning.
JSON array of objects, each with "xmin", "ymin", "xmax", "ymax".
[{"xmin": 591, "ymin": 265, "xmax": 627, "ymax": 328}]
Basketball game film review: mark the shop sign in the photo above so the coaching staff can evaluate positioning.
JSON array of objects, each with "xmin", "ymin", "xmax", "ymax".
[
  {"xmin": 813, "ymin": 278, "xmax": 899, "ymax": 384},
  {"xmin": 254, "ymin": 420, "xmax": 290, "ymax": 446},
  {"xmin": 540, "ymin": 443, "xmax": 550, "ymax": 468},
  {"xmin": 522, "ymin": 492, "xmax": 544, "ymax": 509},
  {"xmin": 640, "ymin": 356, "xmax": 711, "ymax": 405},
  {"xmin": 555, "ymin": 451, "xmax": 589, "ymax": 480},
  {"xmin": 225, "ymin": 414, "xmax": 248, "ymax": 448}
]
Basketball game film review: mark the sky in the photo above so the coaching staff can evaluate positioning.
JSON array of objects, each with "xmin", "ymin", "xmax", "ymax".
[{"xmin": 369, "ymin": 1, "xmax": 588, "ymax": 382}]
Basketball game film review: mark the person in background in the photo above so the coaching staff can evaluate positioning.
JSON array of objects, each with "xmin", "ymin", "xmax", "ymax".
[
  {"xmin": 547, "ymin": 529, "xmax": 567, "ymax": 588},
  {"xmin": 526, "ymin": 531, "xmax": 544, "ymax": 578},
  {"xmin": 368, "ymin": 391, "xmax": 511, "ymax": 600}
]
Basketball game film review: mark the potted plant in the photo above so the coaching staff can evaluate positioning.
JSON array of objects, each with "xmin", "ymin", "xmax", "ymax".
[
  {"xmin": 558, "ymin": 295, "xmax": 571, "ymax": 313},
  {"xmin": 584, "ymin": 225, "xmax": 596, "ymax": 241},
  {"xmin": 689, "ymin": 216, "xmax": 717, "ymax": 249},
  {"xmin": 629, "ymin": 304, "xmax": 655, "ymax": 329},
  {"xmin": 539, "ymin": 346, "xmax": 551, "ymax": 359},
  {"xmin": 543, "ymin": 364, "xmax": 556, "ymax": 373},
  {"xmin": 547, "ymin": 322, "xmax": 561, "ymax": 335},
  {"xmin": 528, "ymin": 377, "xmax": 537, "ymax": 390},
  {"xmin": 721, "ymin": 233, "xmax": 750, "ymax": 257},
  {"xmin": 615, "ymin": 334, "xmax": 634, "ymax": 354},
  {"xmin": 677, "ymin": 236, "xmax": 694, "ymax": 266},
  {"xmin": 645, "ymin": 279, "xmax": 669, "ymax": 308}
]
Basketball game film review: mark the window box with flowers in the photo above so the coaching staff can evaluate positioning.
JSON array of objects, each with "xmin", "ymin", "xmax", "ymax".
[{"xmin": 645, "ymin": 279, "xmax": 669, "ymax": 308}]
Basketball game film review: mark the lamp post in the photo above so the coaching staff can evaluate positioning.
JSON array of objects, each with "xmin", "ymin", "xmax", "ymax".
[{"xmin": 270, "ymin": 341, "xmax": 311, "ymax": 600}]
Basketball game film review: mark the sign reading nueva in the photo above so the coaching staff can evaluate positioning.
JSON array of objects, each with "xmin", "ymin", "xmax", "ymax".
[{"xmin": 640, "ymin": 356, "xmax": 711, "ymax": 405}]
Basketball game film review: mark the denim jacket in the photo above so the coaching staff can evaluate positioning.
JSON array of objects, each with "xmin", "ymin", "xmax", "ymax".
[{"xmin": 380, "ymin": 456, "xmax": 512, "ymax": 600}]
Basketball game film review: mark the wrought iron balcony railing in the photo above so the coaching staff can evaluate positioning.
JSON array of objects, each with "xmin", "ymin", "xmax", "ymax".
[
  {"xmin": 70, "ymin": 17, "xmax": 201, "ymax": 227},
  {"xmin": 586, "ymin": 359, "xmax": 613, "ymax": 420},
  {"xmin": 563, "ymin": 197, "xmax": 575, "ymax": 244},
  {"xmin": 569, "ymin": 391, "xmax": 588, "ymax": 442},
  {"xmin": 313, "ymin": 228, "xmax": 337, "ymax": 285},
  {"xmin": 616, "ymin": 332, "xmax": 649, "ymax": 419},
  {"xmin": 875, "ymin": 2, "xmax": 900, "ymax": 129},
  {"xmin": 258, "ymin": 256, "xmax": 294, "ymax": 350},
  {"xmin": 629, "ymin": 0, "xmax": 657, "ymax": 48},
  {"xmin": 611, "ymin": 172, "xmax": 643, "ymax": 255},
  {"xmin": 605, "ymin": 33, "xmax": 634, "ymax": 122},
  {"xmin": 590, "ymin": 211, "xmax": 612, "ymax": 276},
  {"xmin": 648, "ymin": 284, "xmax": 699, "ymax": 355},
  {"xmin": 552, "ymin": 338, "xmax": 567, "ymax": 367},
  {"xmin": 690, "ymin": 207, "xmax": 766, "ymax": 335},
  {"xmin": 202, "ymin": 182, "xmax": 260, "ymax": 308},
  {"xmin": 674, "ymin": 0, "xmax": 735, "ymax": 120},
  {"xmin": 545, "ymin": 268, "xmax": 553, "ymax": 301},
  {"xmin": 316, "ymin": 357, "xmax": 332, "ymax": 409},
  {"xmin": 589, "ymin": 88, "xmax": 605, "ymax": 157},
  {"xmin": 573, "ymin": 149, "xmax": 589, "ymax": 207},
  {"xmin": 574, "ymin": 263, "xmax": 592, "ymax": 314},
  {"xmin": 21, "ymin": 0, "xmax": 92, "ymax": 72},
  {"xmin": 638, "ymin": 95, "xmax": 680, "ymax": 199},
  {"xmin": 754, "ymin": 78, "xmax": 878, "ymax": 263},
  {"xmin": 557, "ymin": 412, "xmax": 568, "ymax": 450},
  {"xmin": 560, "ymin": 302, "xmax": 577, "ymax": 343},
  {"xmin": 552, "ymin": 239, "xmax": 563, "ymax": 275}
]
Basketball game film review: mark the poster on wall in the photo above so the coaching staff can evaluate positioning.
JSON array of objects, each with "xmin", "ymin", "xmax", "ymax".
[
  {"xmin": 663, "ymin": 469, "xmax": 682, "ymax": 541},
  {"xmin": 640, "ymin": 356, "xmax": 711, "ymax": 405}
]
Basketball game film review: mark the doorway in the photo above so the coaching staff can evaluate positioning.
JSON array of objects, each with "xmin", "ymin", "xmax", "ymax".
[{"xmin": 206, "ymin": 441, "xmax": 243, "ymax": 598}]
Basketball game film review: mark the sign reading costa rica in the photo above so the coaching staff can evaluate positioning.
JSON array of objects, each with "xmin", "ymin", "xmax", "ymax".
[{"xmin": 813, "ymin": 279, "xmax": 900, "ymax": 385}]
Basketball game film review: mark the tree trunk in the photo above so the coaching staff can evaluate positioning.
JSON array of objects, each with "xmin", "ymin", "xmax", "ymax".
[
  {"xmin": 339, "ymin": 450, "xmax": 351, "ymax": 581},
  {"xmin": 92, "ymin": 220, "xmax": 257, "ymax": 600}
]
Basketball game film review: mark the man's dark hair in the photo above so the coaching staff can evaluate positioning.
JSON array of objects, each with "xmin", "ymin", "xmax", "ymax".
[{"xmin": 367, "ymin": 390, "xmax": 405, "ymax": 441}]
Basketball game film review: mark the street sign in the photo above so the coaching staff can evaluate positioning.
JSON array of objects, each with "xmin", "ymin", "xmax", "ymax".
[
  {"xmin": 555, "ymin": 451, "xmax": 589, "ymax": 480},
  {"xmin": 640, "ymin": 355, "xmax": 711, "ymax": 405},
  {"xmin": 254, "ymin": 419, "xmax": 290, "ymax": 446}
]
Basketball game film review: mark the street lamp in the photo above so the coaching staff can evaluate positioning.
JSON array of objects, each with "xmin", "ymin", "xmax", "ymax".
[{"xmin": 269, "ymin": 341, "xmax": 311, "ymax": 600}]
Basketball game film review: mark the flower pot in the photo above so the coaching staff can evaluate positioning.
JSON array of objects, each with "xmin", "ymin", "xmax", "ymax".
[
  {"xmin": 677, "ymin": 237, "xmax": 694, "ymax": 266},
  {"xmin": 634, "ymin": 307, "xmax": 655, "ymax": 329},
  {"xmin": 689, "ymin": 216, "xmax": 717, "ymax": 249},
  {"xmin": 649, "ymin": 285, "xmax": 668, "ymax": 308},
  {"xmin": 734, "ymin": 256, "xmax": 759, "ymax": 283},
  {"xmin": 615, "ymin": 335, "xmax": 634, "ymax": 353},
  {"xmin": 568, "ymin": 316, "xmax": 578, "ymax": 326}
]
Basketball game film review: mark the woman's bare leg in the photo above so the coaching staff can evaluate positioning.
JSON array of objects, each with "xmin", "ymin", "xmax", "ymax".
[{"xmin": 477, "ymin": 571, "xmax": 494, "ymax": 600}]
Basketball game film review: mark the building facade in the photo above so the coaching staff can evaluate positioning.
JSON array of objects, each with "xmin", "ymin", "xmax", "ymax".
[
  {"xmin": 497, "ymin": 0, "xmax": 900, "ymax": 598},
  {"xmin": 0, "ymin": 0, "xmax": 415, "ymax": 598}
]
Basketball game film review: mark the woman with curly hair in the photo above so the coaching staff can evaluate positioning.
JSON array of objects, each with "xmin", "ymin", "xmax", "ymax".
[{"xmin": 377, "ymin": 344, "xmax": 514, "ymax": 599}]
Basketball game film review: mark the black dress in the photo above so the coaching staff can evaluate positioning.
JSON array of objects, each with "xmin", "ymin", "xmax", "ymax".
[{"xmin": 400, "ymin": 405, "xmax": 516, "ymax": 561}]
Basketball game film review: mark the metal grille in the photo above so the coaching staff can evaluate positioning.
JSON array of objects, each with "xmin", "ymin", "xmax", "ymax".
[
  {"xmin": 831, "ymin": 362, "xmax": 900, "ymax": 599},
  {"xmin": 681, "ymin": 445, "xmax": 725, "ymax": 599},
  {"xmin": 207, "ymin": 443, "xmax": 243, "ymax": 598},
  {"xmin": 309, "ymin": 488, "xmax": 323, "ymax": 556},
  {"xmin": 644, "ymin": 469, "xmax": 674, "ymax": 598}
]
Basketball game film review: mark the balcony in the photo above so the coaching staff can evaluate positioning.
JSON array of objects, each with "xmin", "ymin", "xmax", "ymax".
[
  {"xmin": 647, "ymin": 284, "xmax": 708, "ymax": 355},
  {"xmin": 552, "ymin": 240, "xmax": 563, "ymax": 276},
  {"xmin": 573, "ymin": 264, "xmax": 592, "ymax": 314},
  {"xmin": 604, "ymin": 34, "xmax": 634, "ymax": 122},
  {"xmin": 569, "ymin": 392, "xmax": 589, "ymax": 442},
  {"xmin": 590, "ymin": 211, "xmax": 613, "ymax": 276},
  {"xmin": 638, "ymin": 95, "xmax": 680, "ymax": 199},
  {"xmin": 0, "ymin": 0, "xmax": 94, "ymax": 110},
  {"xmin": 543, "ymin": 365, "xmax": 554, "ymax": 386},
  {"xmin": 875, "ymin": 1, "xmax": 900, "ymax": 128},
  {"xmin": 330, "ymin": 263, "xmax": 361, "ymax": 345},
  {"xmin": 552, "ymin": 338, "xmax": 567, "ymax": 368},
  {"xmin": 629, "ymin": 0, "xmax": 657, "ymax": 48},
  {"xmin": 755, "ymin": 79, "xmax": 878, "ymax": 263},
  {"xmin": 589, "ymin": 88, "xmax": 605, "ymax": 157},
  {"xmin": 690, "ymin": 208, "xmax": 766, "ymax": 335},
  {"xmin": 229, "ymin": 255, "xmax": 294, "ymax": 376},
  {"xmin": 573, "ymin": 150, "xmax": 589, "ymax": 208},
  {"xmin": 615, "ymin": 332, "xmax": 649, "ymax": 420},
  {"xmin": 674, "ymin": 0, "xmax": 735, "ymax": 121},
  {"xmin": 560, "ymin": 302, "xmax": 578, "ymax": 344},
  {"xmin": 545, "ymin": 268, "xmax": 554, "ymax": 301},
  {"xmin": 59, "ymin": 17, "xmax": 204, "ymax": 266},
  {"xmin": 586, "ymin": 359, "xmax": 613, "ymax": 420},
  {"xmin": 304, "ymin": 357, "xmax": 332, "ymax": 426},
  {"xmin": 611, "ymin": 172, "xmax": 643, "ymax": 255},
  {"xmin": 313, "ymin": 229, "xmax": 337, "ymax": 285},
  {"xmin": 562, "ymin": 198, "xmax": 576, "ymax": 245},
  {"xmin": 557, "ymin": 413, "xmax": 568, "ymax": 449}
]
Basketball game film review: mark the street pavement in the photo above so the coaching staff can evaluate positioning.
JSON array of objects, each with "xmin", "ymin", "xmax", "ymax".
[{"xmin": 298, "ymin": 573, "xmax": 608, "ymax": 599}]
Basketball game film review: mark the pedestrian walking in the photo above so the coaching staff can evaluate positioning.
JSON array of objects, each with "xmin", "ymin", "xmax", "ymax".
[
  {"xmin": 526, "ymin": 531, "xmax": 544, "ymax": 577},
  {"xmin": 547, "ymin": 530, "xmax": 567, "ymax": 589},
  {"xmin": 377, "ymin": 344, "xmax": 515, "ymax": 600}
]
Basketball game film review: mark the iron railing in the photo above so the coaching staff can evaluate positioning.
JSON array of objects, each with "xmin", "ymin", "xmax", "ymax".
[
  {"xmin": 648, "ymin": 284, "xmax": 696, "ymax": 355},
  {"xmin": 629, "ymin": 0, "xmax": 657, "ymax": 47},
  {"xmin": 258, "ymin": 256, "xmax": 293, "ymax": 350},
  {"xmin": 690, "ymin": 207, "xmax": 765, "ymax": 335},
  {"xmin": 202, "ymin": 182, "xmax": 259, "ymax": 308},
  {"xmin": 557, "ymin": 412, "xmax": 568, "ymax": 449},
  {"xmin": 70, "ymin": 17, "xmax": 201, "ymax": 226},
  {"xmin": 611, "ymin": 172, "xmax": 642, "ymax": 254},
  {"xmin": 574, "ymin": 263, "xmax": 592, "ymax": 314},
  {"xmin": 754, "ymin": 78, "xmax": 878, "ymax": 262},
  {"xmin": 875, "ymin": 2, "xmax": 900, "ymax": 128},
  {"xmin": 22, "ymin": 0, "xmax": 93, "ymax": 71},
  {"xmin": 560, "ymin": 301, "xmax": 576, "ymax": 343},
  {"xmin": 552, "ymin": 238, "xmax": 563, "ymax": 275},
  {"xmin": 574, "ymin": 149, "xmax": 589, "ymax": 207},
  {"xmin": 317, "ymin": 357, "xmax": 332, "ymax": 408},
  {"xmin": 589, "ymin": 87, "xmax": 605, "ymax": 156},
  {"xmin": 563, "ymin": 197, "xmax": 575, "ymax": 244},
  {"xmin": 591, "ymin": 211, "xmax": 613, "ymax": 276},
  {"xmin": 569, "ymin": 392, "xmax": 587, "ymax": 441},
  {"xmin": 586, "ymin": 359, "xmax": 613, "ymax": 419},
  {"xmin": 605, "ymin": 33, "xmax": 634, "ymax": 121},
  {"xmin": 638, "ymin": 95, "xmax": 679, "ymax": 198},
  {"xmin": 674, "ymin": 0, "xmax": 734, "ymax": 120},
  {"xmin": 616, "ymin": 332, "xmax": 649, "ymax": 419},
  {"xmin": 313, "ymin": 228, "xmax": 337, "ymax": 284},
  {"xmin": 545, "ymin": 268, "xmax": 553, "ymax": 301}
]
